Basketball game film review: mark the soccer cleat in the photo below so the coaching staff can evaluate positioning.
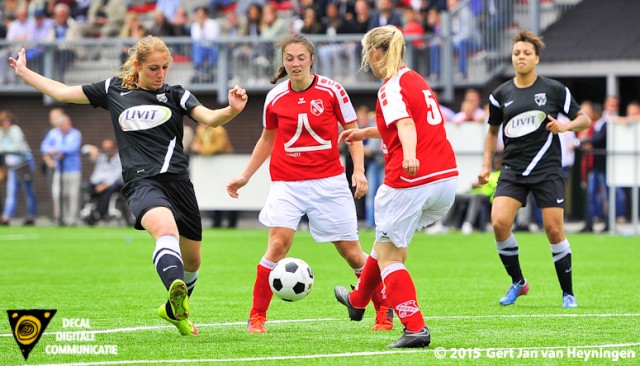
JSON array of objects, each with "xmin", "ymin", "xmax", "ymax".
[
  {"xmin": 499, "ymin": 280, "xmax": 529, "ymax": 305},
  {"xmin": 562, "ymin": 293, "xmax": 578, "ymax": 308},
  {"xmin": 158, "ymin": 303, "xmax": 198, "ymax": 336},
  {"xmin": 371, "ymin": 306, "xmax": 394, "ymax": 331},
  {"xmin": 386, "ymin": 326, "xmax": 431, "ymax": 348},
  {"xmin": 334, "ymin": 286, "xmax": 365, "ymax": 321},
  {"xmin": 247, "ymin": 314, "xmax": 267, "ymax": 333},
  {"xmin": 168, "ymin": 279, "xmax": 190, "ymax": 320}
]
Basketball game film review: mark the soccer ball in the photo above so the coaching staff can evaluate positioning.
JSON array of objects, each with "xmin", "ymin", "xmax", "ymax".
[{"xmin": 269, "ymin": 258, "xmax": 314, "ymax": 302}]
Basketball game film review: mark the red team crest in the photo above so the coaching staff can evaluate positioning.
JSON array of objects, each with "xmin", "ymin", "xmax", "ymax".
[
  {"xmin": 310, "ymin": 99, "xmax": 324, "ymax": 116},
  {"xmin": 395, "ymin": 300, "xmax": 420, "ymax": 318}
]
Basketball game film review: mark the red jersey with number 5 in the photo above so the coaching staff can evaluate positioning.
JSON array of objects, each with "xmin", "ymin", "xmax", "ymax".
[
  {"xmin": 377, "ymin": 67, "xmax": 458, "ymax": 188},
  {"xmin": 264, "ymin": 75, "xmax": 357, "ymax": 181}
]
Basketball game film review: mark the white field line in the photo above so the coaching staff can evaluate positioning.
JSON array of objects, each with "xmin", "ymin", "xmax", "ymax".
[
  {"xmin": 32, "ymin": 342, "xmax": 640, "ymax": 366},
  {"xmin": 1, "ymin": 313, "xmax": 639, "ymax": 338}
]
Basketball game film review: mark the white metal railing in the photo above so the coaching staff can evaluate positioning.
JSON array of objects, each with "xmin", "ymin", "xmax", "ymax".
[{"xmin": 0, "ymin": 1, "xmax": 582, "ymax": 103}]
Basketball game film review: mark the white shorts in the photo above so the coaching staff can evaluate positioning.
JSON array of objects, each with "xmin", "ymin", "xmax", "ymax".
[
  {"xmin": 259, "ymin": 174, "xmax": 359, "ymax": 243},
  {"xmin": 375, "ymin": 177, "xmax": 458, "ymax": 247}
]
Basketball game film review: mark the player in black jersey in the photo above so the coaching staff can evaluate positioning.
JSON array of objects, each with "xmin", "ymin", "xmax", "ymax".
[
  {"xmin": 9, "ymin": 36, "xmax": 248, "ymax": 335},
  {"xmin": 478, "ymin": 30, "xmax": 590, "ymax": 309}
]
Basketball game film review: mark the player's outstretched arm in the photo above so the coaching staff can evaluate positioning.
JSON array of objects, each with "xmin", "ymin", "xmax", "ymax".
[
  {"xmin": 192, "ymin": 85, "xmax": 248, "ymax": 128},
  {"xmin": 9, "ymin": 48, "xmax": 89, "ymax": 104},
  {"xmin": 338, "ymin": 126, "xmax": 381, "ymax": 144}
]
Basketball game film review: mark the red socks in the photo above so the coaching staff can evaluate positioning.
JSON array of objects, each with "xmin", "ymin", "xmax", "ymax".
[
  {"xmin": 382, "ymin": 263, "xmax": 425, "ymax": 332},
  {"xmin": 350, "ymin": 255, "xmax": 383, "ymax": 309},
  {"xmin": 250, "ymin": 259, "xmax": 275, "ymax": 318}
]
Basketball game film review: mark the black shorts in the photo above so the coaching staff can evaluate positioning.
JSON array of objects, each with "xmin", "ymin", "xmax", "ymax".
[
  {"xmin": 494, "ymin": 172, "xmax": 566, "ymax": 209},
  {"xmin": 122, "ymin": 176, "xmax": 203, "ymax": 241}
]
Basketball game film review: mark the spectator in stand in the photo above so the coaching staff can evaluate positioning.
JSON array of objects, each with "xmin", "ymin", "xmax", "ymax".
[
  {"xmin": 625, "ymin": 101, "xmax": 640, "ymax": 122},
  {"xmin": 73, "ymin": 0, "xmax": 91, "ymax": 21},
  {"xmin": 2, "ymin": 0, "xmax": 20, "ymax": 20},
  {"xmin": 482, "ymin": 0, "xmax": 515, "ymax": 53},
  {"xmin": 299, "ymin": 6, "xmax": 325, "ymax": 34},
  {"xmin": 448, "ymin": 0, "xmax": 481, "ymax": 79},
  {"xmin": 317, "ymin": 2, "xmax": 358, "ymax": 82},
  {"xmin": 44, "ymin": 1, "xmax": 78, "ymax": 17},
  {"xmin": 425, "ymin": 7, "xmax": 443, "ymax": 82},
  {"xmin": 613, "ymin": 100, "xmax": 640, "ymax": 124},
  {"xmin": 40, "ymin": 113, "xmax": 82, "ymax": 226},
  {"xmin": 368, "ymin": 0, "xmax": 403, "ymax": 29},
  {"xmin": 236, "ymin": 0, "xmax": 266, "ymax": 18},
  {"xmin": 119, "ymin": 11, "xmax": 148, "ymax": 64},
  {"xmin": 148, "ymin": 9, "xmax": 176, "ymax": 37},
  {"xmin": 27, "ymin": 8, "xmax": 54, "ymax": 72},
  {"xmin": 342, "ymin": 0, "xmax": 371, "ymax": 35},
  {"xmin": 341, "ymin": 0, "xmax": 373, "ymax": 81},
  {"xmin": 190, "ymin": 6, "xmax": 221, "ymax": 83},
  {"xmin": 602, "ymin": 95, "xmax": 619, "ymax": 120},
  {"xmin": 233, "ymin": 3, "xmax": 264, "ymax": 83},
  {"xmin": 580, "ymin": 101, "xmax": 627, "ymax": 232},
  {"xmin": 47, "ymin": 3, "xmax": 80, "ymax": 78},
  {"xmin": 259, "ymin": 3, "xmax": 291, "ymax": 73},
  {"xmin": 155, "ymin": 0, "xmax": 181, "ymax": 24},
  {"xmin": 402, "ymin": 7, "xmax": 428, "ymax": 77},
  {"xmin": 260, "ymin": 3, "xmax": 290, "ymax": 39},
  {"xmin": 84, "ymin": 138, "xmax": 124, "ymax": 223},
  {"xmin": 78, "ymin": 0, "xmax": 126, "ymax": 38},
  {"xmin": 219, "ymin": 7, "xmax": 240, "ymax": 37},
  {"xmin": 171, "ymin": 6, "xmax": 191, "ymax": 38},
  {"xmin": 238, "ymin": 2, "xmax": 263, "ymax": 36},
  {"xmin": 451, "ymin": 88, "xmax": 486, "ymax": 124},
  {"xmin": 0, "ymin": 110, "xmax": 37, "ymax": 226},
  {"xmin": 1, "ymin": 6, "xmax": 32, "ymax": 83}
]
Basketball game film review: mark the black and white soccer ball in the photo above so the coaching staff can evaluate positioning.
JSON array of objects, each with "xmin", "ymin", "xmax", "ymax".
[{"xmin": 269, "ymin": 258, "xmax": 314, "ymax": 302}]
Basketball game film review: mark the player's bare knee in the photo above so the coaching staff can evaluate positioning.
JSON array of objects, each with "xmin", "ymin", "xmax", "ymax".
[
  {"xmin": 183, "ymin": 256, "xmax": 201, "ymax": 272},
  {"xmin": 545, "ymin": 225, "xmax": 564, "ymax": 243},
  {"xmin": 267, "ymin": 239, "xmax": 291, "ymax": 259},
  {"xmin": 492, "ymin": 218, "xmax": 512, "ymax": 234},
  {"xmin": 343, "ymin": 251, "xmax": 365, "ymax": 269}
]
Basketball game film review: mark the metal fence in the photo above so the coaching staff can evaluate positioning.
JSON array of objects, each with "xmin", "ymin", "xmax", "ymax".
[{"xmin": 0, "ymin": 0, "xmax": 581, "ymax": 103}]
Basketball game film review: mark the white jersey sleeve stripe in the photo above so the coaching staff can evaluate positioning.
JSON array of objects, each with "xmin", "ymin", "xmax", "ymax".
[
  {"xmin": 180, "ymin": 91, "xmax": 192, "ymax": 110},
  {"xmin": 489, "ymin": 93, "xmax": 500, "ymax": 107},
  {"xmin": 317, "ymin": 82, "xmax": 356, "ymax": 123},
  {"xmin": 380, "ymin": 74, "xmax": 410, "ymax": 126},
  {"xmin": 563, "ymin": 87, "xmax": 571, "ymax": 115},
  {"xmin": 104, "ymin": 77, "xmax": 112, "ymax": 94},
  {"xmin": 400, "ymin": 168, "xmax": 459, "ymax": 183},
  {"xmin": 522, "ymin": 133, "xmax": 553, "ymax": 176},
  {"xmin": 160, "ymin": 136, "xmax": 177, "ymax": 173}
]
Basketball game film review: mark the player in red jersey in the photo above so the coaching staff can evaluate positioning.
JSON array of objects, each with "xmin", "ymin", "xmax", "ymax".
[
  {"xmin": 334, "ymin": 25, "xmax": 458, "ymax": 348},
  {"xmin": 227, "ymin": 34, "xmax": 391, "ymax": 333}
]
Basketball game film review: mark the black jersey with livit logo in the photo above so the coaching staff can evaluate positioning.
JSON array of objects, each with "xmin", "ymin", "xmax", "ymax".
[
  {"xmin": 82, "ymin": 78, "xmax": 201, "ymax": 183},
  {"xmin": 488, "ymin": 76, "xmax": 580, "ymax": 180}
]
